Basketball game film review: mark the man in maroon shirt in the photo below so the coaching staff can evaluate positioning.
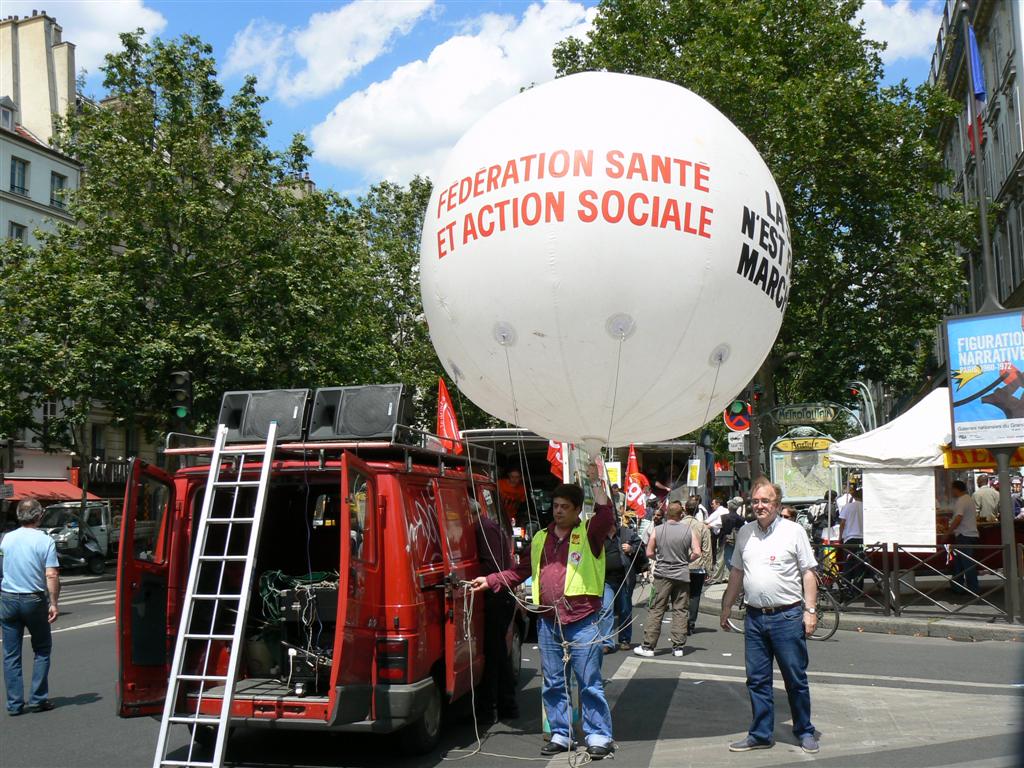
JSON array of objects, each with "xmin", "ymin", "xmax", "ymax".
[{"xmin": 471, "ymin": 462, "xmax": 615, "ymax": 759}]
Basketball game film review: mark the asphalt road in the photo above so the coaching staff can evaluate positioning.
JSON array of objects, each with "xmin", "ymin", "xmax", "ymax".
[{"xmin": 3, "ymin": 581, "xmax": 1022, "ymax": 768}]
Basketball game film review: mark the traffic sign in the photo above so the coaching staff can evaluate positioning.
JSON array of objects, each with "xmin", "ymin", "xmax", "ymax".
[
  {"xmin": 724, "ymin": 403, "xmax": 751, "ymax": 432},
  {"xmin": 727, "ymin": 431, "xmax": 747, "ymax": 452}
]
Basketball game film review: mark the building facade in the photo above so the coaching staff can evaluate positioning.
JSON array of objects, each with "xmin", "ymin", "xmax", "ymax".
[
  {"xmin": 928, "ymin": 0, "xmax": 1024, "ymax": 314},
  {"xmin": 0, "ymin": 12, "xmax": 159, "ymax": 509}
]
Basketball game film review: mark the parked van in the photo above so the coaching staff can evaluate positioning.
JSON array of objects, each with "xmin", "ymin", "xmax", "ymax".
[{"xmin": 115, "ymin": 387, "xmax": 524, "ymax": 755}]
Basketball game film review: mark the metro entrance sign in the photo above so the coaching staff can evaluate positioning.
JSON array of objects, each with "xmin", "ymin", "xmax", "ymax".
[{"xmin": 723, "ymin": 403, "xmax": 751, "ymax": 432}]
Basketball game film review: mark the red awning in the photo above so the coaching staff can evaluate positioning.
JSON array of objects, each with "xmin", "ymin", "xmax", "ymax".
[{"xmin": 5, "ymin": 479, "xmax": 101, "ymax": 503}]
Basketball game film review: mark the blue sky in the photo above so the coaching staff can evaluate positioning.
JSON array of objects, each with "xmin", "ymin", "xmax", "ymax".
[{"xmin": 9, "ymin": 0, "xmax": 945, "ymax": 197}]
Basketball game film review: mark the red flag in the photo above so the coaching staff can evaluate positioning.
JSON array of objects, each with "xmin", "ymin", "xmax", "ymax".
[
  {"xmin": 547, "ymin": 440, "xmax": 564, "ymax": 479},
  {"xmin": 624, "ymin": 444, "xmax": 649, "ymax": 516},
  {"xmin": 436, "ymin": 378, "xmax": 463, "ymax": 454}
]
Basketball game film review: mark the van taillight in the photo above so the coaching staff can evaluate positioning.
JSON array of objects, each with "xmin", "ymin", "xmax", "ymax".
[{"xmin": 376, "ymin": 638, "xmax": 408, "ymax": 684}]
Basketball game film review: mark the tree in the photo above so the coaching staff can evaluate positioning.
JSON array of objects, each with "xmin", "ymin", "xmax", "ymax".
[
  {"xmin": 0, "ymin": 31, "xmax": 373, "ymax": 441},
  {"xmin": 553, "ymin": 0, "xmax": 971, "ymax": 444}
]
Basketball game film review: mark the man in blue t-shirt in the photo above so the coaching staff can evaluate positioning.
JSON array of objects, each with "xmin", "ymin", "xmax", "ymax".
[{"xmin": 1, "ymin": 497, "xmax": 61, "ymax": 715}]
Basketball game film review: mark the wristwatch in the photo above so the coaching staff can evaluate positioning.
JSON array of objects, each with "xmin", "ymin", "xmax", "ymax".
[{"xmin": 805, "ymin": 606, "xmax": 816, "ymax": 614}]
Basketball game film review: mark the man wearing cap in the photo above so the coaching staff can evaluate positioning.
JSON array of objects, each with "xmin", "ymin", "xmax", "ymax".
[{"xmin": 720, "ymin": 478, "xmax": 819, "ymax": 754}]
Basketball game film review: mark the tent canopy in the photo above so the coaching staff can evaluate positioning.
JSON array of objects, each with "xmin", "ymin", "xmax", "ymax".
[
  {"xmin": 829, "ymin": 388, "xmax": 951, "ymax": 469},
  {"xmin": 4, "ymin": 478, "xmax": 100, "ymax": 503}
]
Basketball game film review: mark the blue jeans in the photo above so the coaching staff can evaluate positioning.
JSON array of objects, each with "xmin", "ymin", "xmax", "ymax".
[
  {"xmin": 1, "ymin": 592, "xmax": 53, "ymax": 712},
  {"xmin": 744, "ymin": 605, "xmax": 813, "ymax": 743},
  {"xmin": 538, "ymin": 613, "xmax": 613, "ymax": 748},
  {"xmin": 953, "ymin": 534, "xmax": 980, "ymax": 594},
  {"xmin": 599, "ymin": 580, "xmax": 635, "ymax": 648}
]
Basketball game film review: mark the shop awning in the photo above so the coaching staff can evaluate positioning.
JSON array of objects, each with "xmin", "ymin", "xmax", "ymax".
[{"xmin": 4, "ymin": 479, "xmax": 100, "ymax": 503}]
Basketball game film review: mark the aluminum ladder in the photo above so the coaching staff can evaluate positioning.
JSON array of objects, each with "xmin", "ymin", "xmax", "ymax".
[{"xmin": 153, "ymin": 422, "xmax": 278, "ymax": 768}]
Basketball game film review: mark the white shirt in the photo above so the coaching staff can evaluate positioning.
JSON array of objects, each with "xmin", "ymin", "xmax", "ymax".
[
  {"xmin": 706, "ymin": 506, "xmax": 726, "ymax": 533},
  {"xmin": 953, "ymin": 493, "xmax": 978, "ymax": 537},
  {"xmin": 839, "ymin": 500, "xmax": 863, "ymax": 541},
  {"xmin": 732, "ymin": 516, "xmax": 817, "ymax": 609}
]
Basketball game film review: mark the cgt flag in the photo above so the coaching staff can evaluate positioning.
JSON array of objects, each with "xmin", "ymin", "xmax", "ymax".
[
  {"xmin": 624, "ymin": 443, "xmax": 649, "ymax": 516},
  {"xmin": 547, "ymin": 440, "xmax": 565, "ymax": 479},
  {"xmin": 436, "ymin": 378, "xmax": 463, "ymax": 454}
]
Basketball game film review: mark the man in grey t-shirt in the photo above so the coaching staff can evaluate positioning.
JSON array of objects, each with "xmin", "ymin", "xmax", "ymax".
[
  {"xmin": 634, "ymin": 500, "xmax": 700, "ymax": 657},
  {"xmin": 950, "ymin": 480, "xmax": 980, "ymax": 594},
  {"xmin": 719, "ymin": 478, "xmax": 819, "ymax": 754}
]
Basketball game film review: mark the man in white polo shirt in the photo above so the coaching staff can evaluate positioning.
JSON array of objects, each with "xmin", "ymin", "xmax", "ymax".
[{"xmin": 719, "ymin": 477, "xmax": 818, "ymax": 754}]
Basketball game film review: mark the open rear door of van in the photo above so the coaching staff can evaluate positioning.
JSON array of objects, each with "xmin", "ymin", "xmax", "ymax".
[
  {"xmin": 116, "ymin": 459, "xmax": 175, "ymax": 716},
  {"xmin": 431, "ymin": 481, "xmax": 484, "ymax": 700}
]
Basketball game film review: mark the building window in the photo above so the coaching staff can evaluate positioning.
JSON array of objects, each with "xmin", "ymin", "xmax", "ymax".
[
  {"xmin": 0, "ymin": 106, "xmax": 12, "ymax": 131},
  {"xmin": 41, "ymin": 398, "xmax": 58, "ymax": 445},
  {"xmin": 50, "ymin": 172, "xmax": 67, "ymax": 208},
  {"xmin": 91, "ymin": 423, "xmax": 106, "ymax": 461},
  {"xmin": 8, "ymin": 221, "xmax": 26, "ymax": 241},
  {"xmin": 125, "ymin": 426, "xmax": 139, "ymax": 457},
  {"xmin": 9, "ymin": 156, "xmax": 28, "ymax": 195}
]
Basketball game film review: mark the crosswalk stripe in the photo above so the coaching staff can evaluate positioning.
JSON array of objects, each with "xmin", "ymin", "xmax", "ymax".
[{"xmin": 61, "ymin": 594, "xmax": 116, "ymax": 606}]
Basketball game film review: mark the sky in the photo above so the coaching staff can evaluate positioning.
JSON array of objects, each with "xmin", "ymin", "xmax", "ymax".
[{"xmin": 7, "ymin": 0, "xmax": 946, "ymax": 198}]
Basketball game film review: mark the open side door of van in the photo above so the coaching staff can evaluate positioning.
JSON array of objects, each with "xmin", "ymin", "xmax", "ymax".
[
  {"xmin": 431, "ymin": 481, "xmax": 484, "ymax": 700},
  {"xmin": 116, "ymin": 459, "xmax": 175, "ymax": 717}
]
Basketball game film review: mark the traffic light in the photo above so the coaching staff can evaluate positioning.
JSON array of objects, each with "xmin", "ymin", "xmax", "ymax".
[
  {"xmin": 728, "ymin": 399, "xmax": 747, "ymax": 415},
  {"xmin": 168, "ymin": 370, "xmax": 193, "ymax": 421},
  {"xmin": 849, "ymin": 386, "xmax": 860, "ymax": 397}
]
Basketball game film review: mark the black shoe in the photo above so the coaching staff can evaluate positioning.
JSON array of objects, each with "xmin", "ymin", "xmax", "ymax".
[
  {"xmin": 30, "ymin": 701, "xmax": 55, "ymax": 713},
  {"xmin": 587, "ymin": 744, "xmax": 614, "ymax": 760},
  {"xmin": 7, "ymin": 706, "xmax": 25, "ymax": 717},
  {"xmin": 541, "ymin": 741, "xmax": 570, "ymax": 756}
]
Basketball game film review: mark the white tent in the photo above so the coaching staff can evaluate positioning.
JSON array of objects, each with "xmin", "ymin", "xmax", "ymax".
[
  {"xmin": 828, "ymin": 388, "xmax": 951, "ymax": 548},
  {"xmin": 829, "ymin": 388, "xmax": 950, "ymax": 469}
]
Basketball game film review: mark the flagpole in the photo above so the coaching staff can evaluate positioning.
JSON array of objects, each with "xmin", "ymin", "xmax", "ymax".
[{"xmin": 960, "ymin": 2, "xmax": 998, "ymax": 312}]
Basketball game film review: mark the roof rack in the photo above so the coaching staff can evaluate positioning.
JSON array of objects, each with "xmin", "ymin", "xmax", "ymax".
[{"xmin": 165, "ymin": 424, "xmax": 494, "ymax": 476}]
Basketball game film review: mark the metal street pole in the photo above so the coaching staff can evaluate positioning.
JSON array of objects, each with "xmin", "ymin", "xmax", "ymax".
[{"xmin": 995, "ymin": 449, "xmax": 1020, "ymax": 623}]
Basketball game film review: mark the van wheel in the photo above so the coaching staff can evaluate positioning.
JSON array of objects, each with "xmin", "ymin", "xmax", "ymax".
[
  {"xmin": 87, "ymin": 555, "xmax": 106, "ymax": 575},
  {"xmin": 401, "ymin": 679, "xmax": 443, "ymax": 755},
  {"xmin": 509, "ymin": 622, "xmax": 523, "ymax": 684}
]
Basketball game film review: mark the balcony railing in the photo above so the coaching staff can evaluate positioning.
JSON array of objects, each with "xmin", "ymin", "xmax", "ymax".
[{"xmin": 9, "ymin": 184, "xmax": 28, "ymax": 196}]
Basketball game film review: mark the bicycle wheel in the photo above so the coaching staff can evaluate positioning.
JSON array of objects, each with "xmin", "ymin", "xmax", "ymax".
[
  {"xmin": 809, "ymin": 587, "xmax": 840, "ymax": 641},
  {"xmin": 722, "ymin": 590, "xmax": 746, "ymax": 633}
]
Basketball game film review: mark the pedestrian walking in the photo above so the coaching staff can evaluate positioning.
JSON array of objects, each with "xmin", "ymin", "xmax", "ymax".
[
  {"xmin": 715, "ymin": 498, "xmax": 744, "ymax": 581},
  {"xmin": 839, "ymin": 487, "xmax": 865, "ymax": 598},
  {"xmin": 685, "ymin": 499, "xmax": 713, "ymax": 635},
  {"xmin": 949, "ymin": 480, "xmax": 980, "ymax": 595},
  {"xmin": 719, "ymin": 478, "xmax": 819, "ymax": 754},
  {"xmin": 470, "ymin": 462, "xmax": 615, "ymax": 760},
  {"xmin": 598, "ymin": 522, "xmax": 645, "ymax": 653},
  {"xmin": 1, "ymin": 498, "xmax": 60, "ymax": 716},
  {"xmin": 634, "ymin": 500, "xmax": 700, "ymax": 658}
]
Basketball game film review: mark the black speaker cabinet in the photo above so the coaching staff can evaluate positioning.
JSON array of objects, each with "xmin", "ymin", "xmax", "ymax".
[
  {"xmin": 217, "ymin": 389, "xmax": 310, "ymax": 442},
  {"xmin": 309, "ymin": 384, "xmax": 409, "ymax": 440}
]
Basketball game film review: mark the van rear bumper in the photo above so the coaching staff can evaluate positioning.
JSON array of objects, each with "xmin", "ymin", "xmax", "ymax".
[{"xmin": 233, "ymin": 678, "xmax": 436, "ymax": 734}]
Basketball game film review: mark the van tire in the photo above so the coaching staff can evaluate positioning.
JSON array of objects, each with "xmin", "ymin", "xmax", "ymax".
[
  {"xmin": 87, "ymin": 554, "xmax": 106, "ymax": 575},
  {"xmin": 509, "ymin": 621, "xmax": 523, "ymax": 684},
  {"xmin": 401, "ymin": 679, "xmax": 443, "ymax": 755}
]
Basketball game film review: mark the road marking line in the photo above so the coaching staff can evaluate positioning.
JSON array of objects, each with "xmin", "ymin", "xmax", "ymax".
[
  {"xmin": 610, "ymin": 656, "xmax": 641, "ymax": 681},
  {"xmin": 52, "ymin": 616, "xmax": 115, "ymax": 633},
  {"xmin": 631, "ymin": 657, "xmax": 1016, "ymax": 690},
  {"xmin": 62, "ymin": 586, "xmax": 114, "ymax": 597},
  {"xmin": 60, "ymin": 595, "xmax": 116, "ymax": 606}
]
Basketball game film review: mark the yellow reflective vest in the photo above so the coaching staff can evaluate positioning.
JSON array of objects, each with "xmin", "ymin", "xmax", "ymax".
[{"xmin": 531, "ymin": 519, "xmax": 606, "ymax": 604}]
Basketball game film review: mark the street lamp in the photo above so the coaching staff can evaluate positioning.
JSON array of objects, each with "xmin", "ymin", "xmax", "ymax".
[{"xmin": 847, "ymin": 380, "xmax": 876, "ymax": 431}]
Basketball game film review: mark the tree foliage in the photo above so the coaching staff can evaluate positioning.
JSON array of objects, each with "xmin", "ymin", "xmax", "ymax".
[
  {"xmin": 0, "ymin": 32, "xmax": 457, "ymax": 443},
  {"xmin": 554, "ymin": 0, "xmax": 971, "ymax": 428}
]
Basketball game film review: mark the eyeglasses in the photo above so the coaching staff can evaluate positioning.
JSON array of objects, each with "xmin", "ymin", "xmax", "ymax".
[{"xmin": 751, "ymin": 498, "xmax": 775, "ymax": 506}]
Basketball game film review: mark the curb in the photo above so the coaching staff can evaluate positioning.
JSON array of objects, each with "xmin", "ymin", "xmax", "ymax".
[{"xmin": 699, "ymin": 584, "xmax": 1024, "ymax": 642}]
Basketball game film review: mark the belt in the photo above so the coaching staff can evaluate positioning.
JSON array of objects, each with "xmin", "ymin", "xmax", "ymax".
[
  {"xmin": 745, "ymin": 600, "xmax": 802, "ymax": 615},
  {"xmin": 1, "ymin": 591, "xmax": 46, "ymax": 597}
]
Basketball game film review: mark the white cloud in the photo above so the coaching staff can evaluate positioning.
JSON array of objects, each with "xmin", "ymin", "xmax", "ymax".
[
  {"xmin": 223, "ymin": 0, "xmax": 434, "ymax": 104},
  {"xmin": 4, "ymin": 0, "xmax": 167, "ymax": 75},
  {"xmin": 856, "ymin": 0, "xmax": 942, "ymax": 64},
  {"xmin": 310, "ymin": 0, "xmax": 596, "ymax": 185}
]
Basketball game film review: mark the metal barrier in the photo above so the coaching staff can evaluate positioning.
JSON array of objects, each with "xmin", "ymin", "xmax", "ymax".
[
  {"xmin": 891, "ymin": 543, "xmax": 1010, "ymax": 620},
  {"xmin": 818, "ymin": 541, "xmax": 892, "ymax": 615}
]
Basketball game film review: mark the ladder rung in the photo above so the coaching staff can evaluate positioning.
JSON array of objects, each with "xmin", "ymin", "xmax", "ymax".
[
  {"xmin": 198, "ymin": 555, "xmax": 249, "ymax": 562},
  {"xmin": 205, "ymin": 516, "xmax": 255, "ymax": 524},
  {"xmin": 190, "ymin": 593, "xmax": 242, "ymax": 601},
  {"xmin": 182, "ymin": 633, "xmax": 235, "ymax": 641},
  {"xmin": 168, "ymin": 715, "xmax": 221, "ymax": 725},
  {"xmin": 161, "ymin": 761, "xmax": 215, "ymax": 768},
  {"xmin": 212, "ymin": 479, "xmax": 262, "ymax": 488},
  {"xmin": 176, "ymin": 674, "xmax": 229, "ymax": 682}
]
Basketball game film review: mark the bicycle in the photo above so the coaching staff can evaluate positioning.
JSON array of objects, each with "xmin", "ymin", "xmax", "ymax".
[{"xmin": 720, "ymin": 581, "xmax": 839, "ymax": 641}]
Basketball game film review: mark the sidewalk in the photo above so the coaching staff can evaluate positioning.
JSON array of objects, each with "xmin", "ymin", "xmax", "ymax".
[{"xmin": 699, "ymin": 582, "xmax": 1024, "ymax": 642}]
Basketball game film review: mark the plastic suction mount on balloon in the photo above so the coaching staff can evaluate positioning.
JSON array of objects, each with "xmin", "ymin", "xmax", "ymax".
[
  {"xmin": 708, "ymin": 344, "xmax": 730, "ymax": 366},
  {"xmin": 493, "ymin": 322, "xmax": 516, "ymax": 346}
]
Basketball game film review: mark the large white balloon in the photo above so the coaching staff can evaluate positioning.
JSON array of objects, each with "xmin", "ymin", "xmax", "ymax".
[{"xmin": 420, "ymin": 72, "xmax": 791, "ymax": 446}]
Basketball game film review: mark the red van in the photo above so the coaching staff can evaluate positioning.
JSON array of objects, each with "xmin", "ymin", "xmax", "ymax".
[{"xmin": 115, "ymin": 392, "xmax": 523, "ymax": 754}]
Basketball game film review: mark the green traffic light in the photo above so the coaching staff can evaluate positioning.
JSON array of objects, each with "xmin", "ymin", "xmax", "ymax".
[
  {"xmin": 173, "ymin": 406, "xmax": 189, "ymax": 419},
  {"xmin": 729, "ymin": 400, "xmax": 746, "ymax": 415}
]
